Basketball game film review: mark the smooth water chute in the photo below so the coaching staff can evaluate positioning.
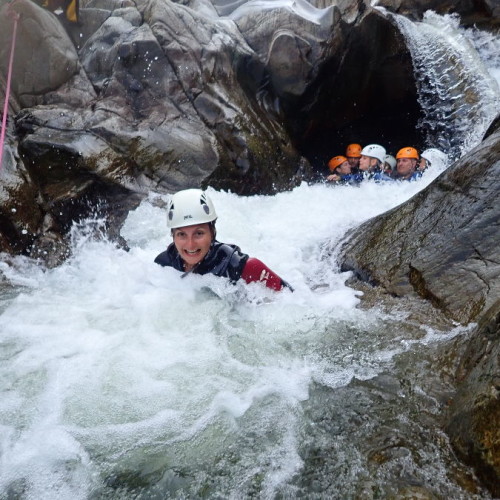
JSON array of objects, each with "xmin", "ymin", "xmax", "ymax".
[{"xmin": 391, "ymin": 11, "xmax": 500, "ymax": 159}]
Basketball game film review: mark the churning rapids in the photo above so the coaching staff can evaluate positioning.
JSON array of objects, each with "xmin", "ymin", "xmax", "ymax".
[
  {"xmin": 1, "ymin": 12, "xmax": 500, "ymax": 500},
  {"xmin": 0, "ymin": 171, "xmax": 490, "ymax": 499}
]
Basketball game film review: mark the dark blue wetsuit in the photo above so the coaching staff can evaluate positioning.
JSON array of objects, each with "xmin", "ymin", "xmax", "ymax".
[
  {"xmin": 155, "ymin": 240, "xmax": 293, "ymax": 291},
  {"xmin": 370, "ymin": 171, "xmax": 394, "ymax": 182},
  {"xmin": 334, "ymin": 170, "xmax": 420, "ymax": 184},
  {"xmin": 336, "ymin": 172, "xmax": 364, "ymax": 184},
  {"xmin": 336, "ymin": 171, "xmax": 393, "ymax": 184},
  {"xmin": 406, "ymin": 171, "xmax": 423, "ymax": 181}
]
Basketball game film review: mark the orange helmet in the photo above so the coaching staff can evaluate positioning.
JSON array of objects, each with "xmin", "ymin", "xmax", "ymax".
[
  {"xmin": 328, "ymin": 155, "xmax": 348, "ymax": 171},
  {"xmin": 345, "ymin": 143, "xmax": 362, "ymax": 158},
  {"xmin": 396, "ymin": 147, "xmax": 419, "ymax": 160}
]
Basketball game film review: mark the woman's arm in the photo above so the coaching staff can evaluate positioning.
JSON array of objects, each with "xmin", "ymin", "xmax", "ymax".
[{"xmin": 241, "ymin": 258, "xmax": 293, "ymax": 291}]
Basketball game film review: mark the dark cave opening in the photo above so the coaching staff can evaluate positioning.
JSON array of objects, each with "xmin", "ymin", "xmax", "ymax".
[{"xmin": 281, "ymin": 11, "xmax": 426, "ymax": 176}]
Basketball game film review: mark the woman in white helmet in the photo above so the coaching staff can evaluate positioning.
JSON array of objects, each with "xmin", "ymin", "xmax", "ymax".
[{"xmin": 154, "ymin": 189, "xmax": 293, "ymax": 291}]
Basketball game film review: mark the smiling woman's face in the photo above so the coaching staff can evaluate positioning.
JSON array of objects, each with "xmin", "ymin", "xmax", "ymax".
[{"xmin": 173, "ymin": 223, "xmax": 213, "ymax": 271}]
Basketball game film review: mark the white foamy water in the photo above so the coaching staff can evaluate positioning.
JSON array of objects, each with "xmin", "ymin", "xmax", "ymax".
[
  {"xmin": 391, "ymin": 11, "xmax": 500, "ymax": 157},
  {"xmin": 2, "ymin": 11, "xmax": 499, "ymax": 499},
  {"xmin": 0, "ymin": 162, "xmax": 470, "ymax": 499},
  {"xmin": 462, "ymin": 24, "xmax": 500, "ymax": 89}
]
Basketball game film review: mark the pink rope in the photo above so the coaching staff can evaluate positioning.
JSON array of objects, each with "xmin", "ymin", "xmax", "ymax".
[{"xmin": 0, "ymin": 7, "xmax": 20, "ymax": 171}]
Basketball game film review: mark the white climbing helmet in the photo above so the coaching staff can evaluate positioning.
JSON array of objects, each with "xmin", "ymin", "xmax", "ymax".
[
  {"xmin": 166, "ymin": 189, "xmax": 217, "ymax": 229},
  {"xmin": 384, "ymin": 154, "xmax": 397, "ymax": 169},
  {"xmin": 421, "ymin": 148, "xmax": 448, "ymax": 167},
  {"xmin": 361, "ymin": 144, "xmax": 386, "ymax": 163}
]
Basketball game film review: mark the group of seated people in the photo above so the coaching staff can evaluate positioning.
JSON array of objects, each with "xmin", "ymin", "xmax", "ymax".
[{"xmin": 326, "ymin": 143, "xmax": 447, "ymax": 184}]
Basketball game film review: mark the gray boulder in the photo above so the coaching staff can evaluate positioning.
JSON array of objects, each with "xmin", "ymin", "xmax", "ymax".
[
  {"xmin": 445, "ymin": 301, "xmax": 500, "ymax": 497},
  {"xmin": 13, "ymin": 0, "xmax": 309, "ymax": 195},
  {"xmin": 0, "ymin": 0, "xmax": 94, "ymax": 108},
  {"xmin": 339, "ymin": 125, "xmax": 500, "ymax": 325},
  {"xmin": 338, "ymin": 121, "xmax": 500, "ymax": 494}
]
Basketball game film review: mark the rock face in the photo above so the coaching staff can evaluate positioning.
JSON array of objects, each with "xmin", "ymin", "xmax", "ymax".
[
  {"xmin": 10, "ymin": 0, "xmax": 308, "ymax": 197},
  {"xmin": 339, "ymin": 124, "xmax": 500, "ymax": 326},
  {"xmin": 445, "ymin": 302, "xmax": 500, "ymax": 497},
  {"xmin": 338, "ymin": 121, "xmax": 500, "ymax": 495},
  {"xmin": 2, "ymin": 0, "xmax": 497, "ymax": 263},
  {"xmin": 0, "ymin": 0, "xmax": 83, "ymax": 108},
  {"xmin": 0, "ymin": 0, "xmax": 313, "ymax": 263},
  {"xmin": 290, "ymin": 8, "xmax": 421, "ymax": 167}
]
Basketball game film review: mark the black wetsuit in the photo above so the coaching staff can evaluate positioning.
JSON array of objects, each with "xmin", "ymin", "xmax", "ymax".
[
  {"xmin": 155, "ymin": 240, "xmax": 293, "ymax": 291},
  {"xmin": 154, "ymin": 240, "xmax": 249, "ymax": 283}
]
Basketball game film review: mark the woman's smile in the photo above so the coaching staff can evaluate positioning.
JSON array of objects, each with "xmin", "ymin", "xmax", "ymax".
[{"xmin": 173, "ymin": 223, "xmax": 213, "ymax": 271}]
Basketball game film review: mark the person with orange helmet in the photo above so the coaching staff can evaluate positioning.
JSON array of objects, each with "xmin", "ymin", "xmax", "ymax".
[
  {"xmin": 345, "ymin": 143, "xmax": 362, "ymax": 173},
  {"xmin": 326, "ymin": 155, "xmax": 361, "ymax": 184},
  {"xmin": 395, "ymin": 147, "xmax": 421, "ymax": 180}
]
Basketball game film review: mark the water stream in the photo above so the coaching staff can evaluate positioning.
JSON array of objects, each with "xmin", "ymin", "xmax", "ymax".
[
  {"xmin": 390, "ymin": 11, "xmax": 500, "ymax": 159},
  {"xmin": 0, "ymin": 167, "xmax": 490, "ymax": 499},
  {"xmin": 1, "ymin": 10, "xmax": 499, "ymax": 500}
]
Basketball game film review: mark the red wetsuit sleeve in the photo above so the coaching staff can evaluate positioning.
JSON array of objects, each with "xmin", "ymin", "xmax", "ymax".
[{"xmin": 241, "ymin": 257, "xmax": 286, "ymax": 291}]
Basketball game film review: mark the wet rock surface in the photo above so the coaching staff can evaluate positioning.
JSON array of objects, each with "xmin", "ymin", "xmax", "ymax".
[
  {"xmin": 291, "ymin": 290, "xmax": 491, "ymax": 498},
  {"xmin": 339, "ymin": 121, "xmax": 500, "ymax": 495},
  {"xmin": 4, "ymin": 0, "xmax": 493, "ymax": 263},
  {"xmin": 445, "ymin": 302, "xmax": 500, "ymax": 497}
]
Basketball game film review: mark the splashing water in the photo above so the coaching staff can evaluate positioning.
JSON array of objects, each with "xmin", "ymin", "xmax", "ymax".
[
  {"xmin": 0, "ymin": 159, "xmax": 491, "ymax": 499},
  {"xmin": 392, "ymin": 11, "xmax": 500, "ymax": 159},
  {"xmin": 462, "ymin": 24, "xmax": 500, "ymax": 89}
]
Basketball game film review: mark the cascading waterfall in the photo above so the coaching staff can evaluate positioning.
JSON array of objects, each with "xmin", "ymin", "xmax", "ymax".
[
  {"xmin": 391, "ymin": 11, "xmax": 500, "ymax": 159},
  {"xmin": 0, "ymin": 10, "xmax": 499, "ymax": 500}
]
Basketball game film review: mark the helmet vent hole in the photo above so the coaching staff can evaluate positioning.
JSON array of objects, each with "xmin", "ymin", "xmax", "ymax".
[{"xmin": 200, "ymin": 197, "xmax": 210, "ymax": 214}]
